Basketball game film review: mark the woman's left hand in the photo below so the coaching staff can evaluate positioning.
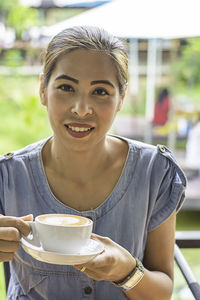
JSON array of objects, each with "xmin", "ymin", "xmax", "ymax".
[{"xmin": 74, "ymin": 233, "xmax": 136, "ymax": 282}]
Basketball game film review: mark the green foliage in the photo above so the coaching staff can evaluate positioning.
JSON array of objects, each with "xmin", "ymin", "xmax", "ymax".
[
  {"xmin": 46, "ymin": 8, "xmax": 86, "ymax": 26},
  {"xmin": 172, "ymin": 38, "xmax": 200, "ymax": 96},
  {"xmin": 0, "ymin": 75, "xmax": 52, "ymax": 154},
  {"xmin": 3, "ymin": 50, "xmax": 24, "ymax": 67},
  {"xmin": 0, "ymin": 263, "xmax": 6, "ymax": 300},
  {"xmin": 7, "ymin": 5, "xmax": 38, "ymax": 39},
  {"xmin": 0, "ymin": 0, "xmax": 14, "ymax": 14},
  {"xmin": 0, "ymin": 0, "xmax": 38, "ymax": 39}
]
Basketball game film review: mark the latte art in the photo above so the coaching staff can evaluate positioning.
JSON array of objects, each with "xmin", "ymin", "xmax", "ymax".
[
  {"xmin": 38, "ymin": 214, "xmax": 91, "ymax": 226},
  {"xmin": 32, "ymin": 213, "xmax": 93, "ymax": 253}
]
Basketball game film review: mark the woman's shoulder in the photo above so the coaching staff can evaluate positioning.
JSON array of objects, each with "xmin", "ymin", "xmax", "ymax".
[
  {"xmin": 116, "ymin": 135, "xmax": 186, "ymax": 186},
  {"xmin": 110, "ymin": 134, "xmax": 157, "ymax": 151},
  {"xmin": 0, "ymin": 137, "xmax": 51, "ymax": 165},
  {"xmin": 116, "ymin": 135, "xmax": 158, "ymax": 157},
  {"xmin": 124, "ymin": 137, "xmax": 176, "ymax": 162}
]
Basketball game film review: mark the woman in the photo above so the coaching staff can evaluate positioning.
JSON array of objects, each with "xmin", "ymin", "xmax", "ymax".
[{"xmin": 0, "ymin": 26, "xmax": 186, "ymax": 300}]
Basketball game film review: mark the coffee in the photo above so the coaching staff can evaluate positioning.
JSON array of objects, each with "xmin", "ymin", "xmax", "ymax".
[
  {"xmin": 24, "ymin": 213, "xmax": 93, "ymax": 253},
  {"xmin": 38, "ymin": 214, "xmax": 91, "ymax": 226}
]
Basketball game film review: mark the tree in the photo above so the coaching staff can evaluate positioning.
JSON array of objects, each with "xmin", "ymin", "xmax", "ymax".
[
  {"xmin": 174, "ymin": 38, "xmax": 200, "ymax": 88},
  {"xmin": 0, "ymin": 0, "xmax": 38, "ymax": 39}
]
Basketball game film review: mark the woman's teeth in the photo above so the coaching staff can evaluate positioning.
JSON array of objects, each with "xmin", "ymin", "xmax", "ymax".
[{"xmin": 67, "ymin": 125, "xmax": 92, "ymax": 132}]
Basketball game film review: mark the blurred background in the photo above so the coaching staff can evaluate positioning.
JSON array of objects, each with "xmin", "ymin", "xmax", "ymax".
[{"xmin": 0, "ymin": 0, "xmax": 200, "ymax": 299}]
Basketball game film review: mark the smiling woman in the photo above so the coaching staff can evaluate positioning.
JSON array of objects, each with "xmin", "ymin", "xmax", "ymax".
[
  {"xmin": 40, "ymin": 48, "xmax": 124, "ymax": 151},
  {"xmin": 0, "ymin": 26, "xmax": 186, "ymax": 300}
]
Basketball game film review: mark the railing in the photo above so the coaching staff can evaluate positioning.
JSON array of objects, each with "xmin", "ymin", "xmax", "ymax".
[
  {"xmin": 3, "ymin": 231, "xmax": 200, "ymax": 299},
  {"xmin": 3, "ymin": 262, "xmax": 10, "ymax": 293},
  {"xmin": 175, "ymin": 231, "xmax": 200, "ymax": 300}
]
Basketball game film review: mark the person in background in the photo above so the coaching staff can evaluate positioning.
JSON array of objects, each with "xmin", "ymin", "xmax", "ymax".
[
  {"xmin": 0, "ymin": 26, "xmax": 186, "ymax": 300},
  {"xmin": 153, "ymin": 88, "xmax": 171, "ymax": 126}
]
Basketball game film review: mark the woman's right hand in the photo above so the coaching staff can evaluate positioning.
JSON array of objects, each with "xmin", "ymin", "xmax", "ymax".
[{"xmin": 0, "ymin": 214, "xmax": 33, "ymax": 262}]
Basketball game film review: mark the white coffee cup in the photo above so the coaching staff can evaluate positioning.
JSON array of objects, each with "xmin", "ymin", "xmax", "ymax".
[{"xmin": 23, "ymin": 214, "xmax": 93, "ymax": 253}]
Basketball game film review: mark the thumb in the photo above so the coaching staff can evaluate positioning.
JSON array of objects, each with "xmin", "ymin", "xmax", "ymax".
[
  {"xmin": 19, "ymin": 214, "xmax": 34, "ymax": 236},
  {"xmin": 20, "ymin": 214, "xmax": 34, "ymax": 221},
  {"xmin": 91, "ymin": 233, "xmax": 109, "ymax": 243}
]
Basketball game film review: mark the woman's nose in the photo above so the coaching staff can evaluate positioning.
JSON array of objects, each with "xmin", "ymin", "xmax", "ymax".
[{"xmin": 71, "ymin": 96, "xmax": 93, "ymax": 117}]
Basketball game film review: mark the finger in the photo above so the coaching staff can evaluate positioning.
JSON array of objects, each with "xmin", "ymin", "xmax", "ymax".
[
  {"xmin": 0, "ymin": 227, "xmax": 21, "ymax": 241},
  {"xmin": 20, "ymin": 215, "xmax": 34, "ymax": 236},
  {"xmin": 20, "ymin": 214, "xmax": 33, "ymax": 222},
  {"xmin": 0, "ymin": 216, "xmax": 31, "ymax": 236},
  {"xmin": 91, "ymin": 233, "xmax": 111, "ymax": 245},
  {"xmin": 0, "ymin": 240, "xmax": 19, "ymax": 252},
  {"xmin": 91, "ymin": 233, "xmax": 103, "ymax": 239},
  {"xmin": 91, "ymin": 234, "xmax": 123, "ymax": 253},
  {"xmin": 74, "ymin": 265, "xmax": 85, "ymax": 272},
  {"xmin": 75, "ymin": 251, "xmax": 107, "ymax": 274},
  {"xmin": 84, "ymin": 252, "xmax": 109, "ymax": 271},
  {"xmin": 83, "ymin": 269, "xmax": 102, "ymax": 281},
  {"xmin": 0, "ymin": 251, "xmax": 15, "ymax": 262},
  {"xmin": 74, "ymin": 265, "xmax": 103, "ymax": 281}
]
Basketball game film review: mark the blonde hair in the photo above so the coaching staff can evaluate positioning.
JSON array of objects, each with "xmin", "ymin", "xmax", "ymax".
[{"xmin": 42, "ymin": 26, "xmax": 128, "ymax": 95}]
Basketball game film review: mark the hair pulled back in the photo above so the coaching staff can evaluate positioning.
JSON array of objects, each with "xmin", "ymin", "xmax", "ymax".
[{"xmin": 42, "ymin": 26, "xmax": 128, "ymax": 95}]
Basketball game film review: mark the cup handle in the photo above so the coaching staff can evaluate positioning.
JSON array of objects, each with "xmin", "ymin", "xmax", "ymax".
[{"xmin": 22, "ymin": 221, "xmax": 40, "ymax": 247}]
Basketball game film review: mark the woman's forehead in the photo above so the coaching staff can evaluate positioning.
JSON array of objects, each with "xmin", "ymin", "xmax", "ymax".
[{"xmin": 52, "ymin": 49, "xmax": 118, "ymax": 80}]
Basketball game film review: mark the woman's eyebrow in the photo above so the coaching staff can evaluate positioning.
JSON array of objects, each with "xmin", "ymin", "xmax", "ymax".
[
  {"xmin": 90, "ymin": 80, "xmax": 114, "ymax": 88},
  {"xmin": 55, "ymin": 74, "xmax": 79, "ymax": 84},
  {"xmin": 54, "ymin": 76, "xmax": 114, "ymax": 88}
]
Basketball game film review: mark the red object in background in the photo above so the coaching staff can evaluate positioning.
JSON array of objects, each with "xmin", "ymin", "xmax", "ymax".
[{"xmin": 153, "ymin": 92, "xmax": 170, "ymax": 126}]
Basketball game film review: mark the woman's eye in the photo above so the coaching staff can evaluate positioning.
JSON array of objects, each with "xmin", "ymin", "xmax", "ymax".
[
  {"xmin": 93, "ymin": 88, "xmax": 109, "ymax": 96},
  {"xmin": 57, "ymin": 84, "xmax": 74, "ymax": 92}
]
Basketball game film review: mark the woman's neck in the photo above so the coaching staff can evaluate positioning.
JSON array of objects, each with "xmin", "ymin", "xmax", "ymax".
[{"xmin": 42, "ymin": 136, "xmax": 113, "ymax": 184}]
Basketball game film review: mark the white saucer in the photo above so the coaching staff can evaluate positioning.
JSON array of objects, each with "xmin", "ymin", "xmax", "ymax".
[{"xmin": 20, "ymin": 237, "xmax": 104, "ymax": 265}]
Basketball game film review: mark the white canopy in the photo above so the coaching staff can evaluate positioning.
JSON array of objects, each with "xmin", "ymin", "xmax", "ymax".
[{"xmin": 42, "ymin": 0, "xmax": 200, "ymax": 39}]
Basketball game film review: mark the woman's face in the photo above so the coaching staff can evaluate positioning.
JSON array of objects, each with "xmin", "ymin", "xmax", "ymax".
[{"xmin": 40, "ymin": 49, "xmax": 125, "ymax": 152}]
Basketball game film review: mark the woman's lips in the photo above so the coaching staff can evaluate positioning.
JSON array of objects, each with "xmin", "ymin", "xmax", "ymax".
[{"xmin": 64, "ymin": 123, "xmax": 94, "ymax": 138}]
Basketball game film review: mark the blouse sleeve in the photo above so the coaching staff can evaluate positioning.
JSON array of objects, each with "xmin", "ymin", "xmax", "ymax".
[{"xmin": 147, "ymin": 145, "xmax": 187, "ymax": 232}]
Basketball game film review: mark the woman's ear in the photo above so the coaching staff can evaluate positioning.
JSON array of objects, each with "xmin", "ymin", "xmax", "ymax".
[
  {"xmin": 117, "ymin": 98, "xmax": 123, "ymax": 112},
  {"xmin": 117, "ymin": 84, "xmax": 128, "ymax": 112},
  {"xmin": 39, "ymin": 73, "xmax": 47, "ymax": 106}
]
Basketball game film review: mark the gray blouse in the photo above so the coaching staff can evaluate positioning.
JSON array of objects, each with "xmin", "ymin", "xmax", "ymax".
[{"xmin": 0, "ymin": 136, "xmax": 186, "ymax": 300}]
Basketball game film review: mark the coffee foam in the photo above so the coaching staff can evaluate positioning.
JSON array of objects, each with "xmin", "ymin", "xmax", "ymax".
[{"xmin": 38, "ymin": 214, "xmax": 90, "ymax": 226}]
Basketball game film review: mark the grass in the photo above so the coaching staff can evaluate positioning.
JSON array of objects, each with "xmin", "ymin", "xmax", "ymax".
[
  {"xmin": 172, "ymin": 211, "xmax": 200, "ymax": 300},
  {"xmin": 0, "ymin": 75, "xmax": 52, "ymax": 155},
  {"xmin": 176, "ymin": 211, "xmax": 200, "ymax": 230},
  {"xmin": 0, "ymin": 263, "xmax": 6, "ymax": 300},
  {"xmin": 172, "ymin": 248, "xmax": 200, "ymax": 300}
]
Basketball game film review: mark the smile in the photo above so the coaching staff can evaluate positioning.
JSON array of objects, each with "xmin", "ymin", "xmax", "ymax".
[
  {"xmin": 66, "ymin": 125, "xmax": 93, "ymax": 132},
  {"xmin": 64, "ymin": 124, "xmax": 95, "ymax": 138}
]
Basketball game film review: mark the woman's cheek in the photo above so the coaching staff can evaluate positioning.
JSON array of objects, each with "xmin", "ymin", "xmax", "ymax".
[
  {"xmin": 96, "ymin": 99, "xmax": 119, "ymax": 116},
  {"xmin": 49, "ymin": 94, "xmax": 70, "ymax": 110}
]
